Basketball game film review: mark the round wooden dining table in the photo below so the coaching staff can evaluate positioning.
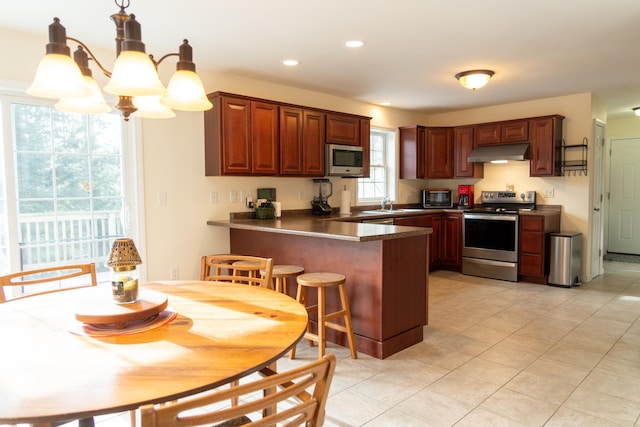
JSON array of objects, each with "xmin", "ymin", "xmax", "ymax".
[{"xmin": 0, "ymin": 280, "xmax": 309, "ymax": 426}]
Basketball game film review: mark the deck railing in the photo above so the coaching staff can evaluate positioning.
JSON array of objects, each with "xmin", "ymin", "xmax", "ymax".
[{"xmin": 17, "ymin": 211, "xmax": 124, "ymax": 273}]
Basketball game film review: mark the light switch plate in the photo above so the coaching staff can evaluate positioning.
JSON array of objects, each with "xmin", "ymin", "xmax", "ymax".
[{"xmin": 544, "ymin": 188, "xmax": 554, "ymax": 198}]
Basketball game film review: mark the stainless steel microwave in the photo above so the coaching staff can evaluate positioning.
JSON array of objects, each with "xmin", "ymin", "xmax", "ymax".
[
  {"xmin": 422, "ymin": 189, "xmax": 453, "ymax": 208},
  {"xmin": 325, "ymin": 144, "xmax": 364, "ymax": 177}
]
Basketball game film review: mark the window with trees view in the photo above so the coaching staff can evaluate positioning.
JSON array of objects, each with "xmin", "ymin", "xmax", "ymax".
[{"xmin": 0, "ymin": 98, "xmax": 135, "ymax": 283}]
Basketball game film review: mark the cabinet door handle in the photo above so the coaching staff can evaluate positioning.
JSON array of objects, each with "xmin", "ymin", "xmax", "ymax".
[{"xmin": 594, "ymin": 207, "xmax": 600, "ymax": 212}]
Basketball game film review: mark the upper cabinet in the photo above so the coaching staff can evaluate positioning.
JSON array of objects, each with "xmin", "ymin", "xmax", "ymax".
[
  {"xmin": 400, "ymin": 114, "xmax": 563, "ymax": 180},
  {"xmin": 326, "ymin": 114, "xmax": 360, "ymax": 146},
  {"xmin": 399, "ymin": 125, "xmax": 426, "ymax": 179},
  {"xmin": 426, "ymin": 127, "xmax": 454, "ymax": 179},
  {"xmin": 204, "ymin": 94, "xmax": 278, "ymax": 176},
  {"xmin": 501, "ymin": 119, "xmax": 529, "ymax": 143},
  {"xmin": 454, "ymin": 126, "xmax": 483, "ymax": 178},
  {"xmin": 529, "ymin": 115, "xmax": 564, "ymax": 177},
  {"xmin": 475, "ymin": 122, "xmax": 501, "ymax": 146},
  {"xmin": 475, "ymin": 119, "xmax": 529, "ymax": 146},
  {"xmin": 279, "ymin": 107, "xmax": 325, "ymax": 176},
  {"xmin": 204, "ymin": 92, "xmax": 371, "ymax": 176}
]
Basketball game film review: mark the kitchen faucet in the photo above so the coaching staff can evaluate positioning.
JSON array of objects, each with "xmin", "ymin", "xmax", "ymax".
[{"xmin": 381, "ymin": 196, "xmax": 391, "ymax": 210}]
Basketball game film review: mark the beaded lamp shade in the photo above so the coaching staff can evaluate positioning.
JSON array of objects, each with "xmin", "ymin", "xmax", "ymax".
[{"xmin": 106, "ymin": 238, "xmax": 142, "ymax": 268}]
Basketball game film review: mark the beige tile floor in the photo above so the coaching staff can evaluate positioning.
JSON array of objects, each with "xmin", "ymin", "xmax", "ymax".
[{"xmin": 94, "ymin": 260, "xmax": 640, "ymax": 427}]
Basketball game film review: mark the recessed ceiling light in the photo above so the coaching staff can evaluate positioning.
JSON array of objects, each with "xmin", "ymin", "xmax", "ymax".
[
  {"xmin": 282, "ymin": 59, "xmax": 299, "ymax": 66},
  {"xmin": 380, "ymin": 101, "xmax": 391, "ymax": 106},
  {"xmin": 345, "ymin": 40, "xmax": 364, "ymax": 48}
]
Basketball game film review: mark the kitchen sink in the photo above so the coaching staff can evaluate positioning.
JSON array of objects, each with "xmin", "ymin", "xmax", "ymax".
[{"xmin": 361, "ymin": 208, "xmax": 422, "ymax": 214}]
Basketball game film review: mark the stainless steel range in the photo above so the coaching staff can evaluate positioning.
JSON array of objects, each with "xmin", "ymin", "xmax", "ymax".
[{"xmin": 462, "ymin": 191, "xmax": 536, "ymax": 282}]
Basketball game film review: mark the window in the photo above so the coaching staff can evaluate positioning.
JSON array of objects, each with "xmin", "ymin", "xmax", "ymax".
[
  {"xmin": 357, "ymin": 128, "xmax": 396, "ymax": 204},
  {"xmin": 0, "ymin": 94, "xmax": 141, "ymax": 289}
]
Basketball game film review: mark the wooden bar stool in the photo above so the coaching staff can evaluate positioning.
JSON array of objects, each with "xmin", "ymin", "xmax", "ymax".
[
  {"xmin": 260, "ymin": 265, "xmax": 304, "ymax": 293},
  {"xmin": 290, "ymin": 272, "xmax": 357, "ymax": 359}
]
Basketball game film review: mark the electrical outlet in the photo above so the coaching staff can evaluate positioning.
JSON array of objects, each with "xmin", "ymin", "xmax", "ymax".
[
  {"xmin": 169, "ymin": 266, "xmax": 179, "ymax": 280},
  {"xmin": 240, "ymin": 191, "xmax": 250, "ymax": 204},
  {"xmin": 209, "ymin": 191, "xmax": 218, "ymax": 204},
  {"xmin": 298, "ymin": 190, "xmax": 304, "ymax": 200},
  {"xmin": 157, "ymin": 191, "xmax": 167, "ymax": 207},
  {"xmin": 230, "ymin": 190, "xmax": 238, "ymax": 203},
  {"xmin": 544, "ymin": 188, "xmax": 555, "ymax": 198}
]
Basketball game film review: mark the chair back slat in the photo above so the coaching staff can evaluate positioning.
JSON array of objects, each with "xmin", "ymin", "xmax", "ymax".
[
  {"xmin": 140, "ymin": 354, "xmax": 336, "ymax": 427},
  {"xmin": 200, "ymin": 255, "xmax": 273, "ymax": 289},
  {"xmin": 0, "ymin": 263, "xmax": 97, "ymax": 303}
]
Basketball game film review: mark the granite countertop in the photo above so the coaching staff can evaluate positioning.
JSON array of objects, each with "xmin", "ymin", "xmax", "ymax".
[{"xmin": 207, "ymin": 204, "xmax": 560, "ymax": 242}]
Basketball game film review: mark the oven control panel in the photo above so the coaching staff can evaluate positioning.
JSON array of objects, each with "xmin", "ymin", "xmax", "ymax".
[{"xmin": 481, "ymin": 191, "xmax": 536, "ymax": 204}]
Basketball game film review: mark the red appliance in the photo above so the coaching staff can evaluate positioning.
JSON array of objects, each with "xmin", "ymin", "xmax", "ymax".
[{"xmin": 458, "ymin": 185, "xmax": 474, "ymax": 208}]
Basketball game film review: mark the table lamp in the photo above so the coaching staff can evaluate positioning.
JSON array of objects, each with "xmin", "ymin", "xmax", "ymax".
[{"xmin": 106, "ymin": 238, "xmax": 142, "ymax": 304}]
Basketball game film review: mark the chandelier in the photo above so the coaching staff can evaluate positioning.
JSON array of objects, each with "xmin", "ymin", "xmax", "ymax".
[{"xmin": 27, "ymin": 0, "xmax": 213, "ymax": 121}]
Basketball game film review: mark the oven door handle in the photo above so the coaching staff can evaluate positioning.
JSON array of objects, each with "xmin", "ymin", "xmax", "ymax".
[{"xmin": 463, "ymin": 213, "xmax": 518, "ymax": 221}]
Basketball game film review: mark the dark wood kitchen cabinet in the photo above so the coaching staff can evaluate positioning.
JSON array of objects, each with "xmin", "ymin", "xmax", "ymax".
[
  {"xmin": 475, "ymin": 122, "xmax": 501, "ymax": 146},
  {"xmin": 205, "ymin": 91, "xmax": 371, "ymax": 176},
  {"xmin": 454, "ymin": 125, "xmax": 483, "ymax": 178},
  {"xmin": 399, "ymin": 125, "xmax": 426, "ymax": 179},
  {"xmin": 529, "ymin": 115, "xmax": 564, "ymax": 177},
  {"xmin": 395, "ymin": 212, "xmax": 462, "ymax": 272},
  {"xmin": 440, "ymin": 212, "xmax": 462, "ymax": 269},
  {"xmin": 326, "ymin": 113, "xmax": 361, "ymax": 146},
  {"xmin": 475, "ymin": 119, "xmax": 529, "ymax": 146},
  {"xmin": 204, "ymin": 94, "xmax": 279, "ymax": 176},
  {"xmin": 519, "ymin": 213, "xmax": 560, "ymax": 284},
  {"xmin": 279, "ymin": 107, "xmax": 325, "ymax": 176},
  {"xmin": 501, "ymin": 119, "xmax": 529, "ymax": 143},
  {"xmin": 426, "ymin": 127, "xmax": 454, "ymax": 179}
]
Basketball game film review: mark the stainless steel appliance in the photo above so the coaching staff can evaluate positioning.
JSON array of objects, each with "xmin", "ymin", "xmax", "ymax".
[
  {"xmin": 422, "ymin": 188, "xmax": 453, "ymax": 208},
  {"xmin": 311, "ymin": 178, "xmax": 333, "ymax": 215},
  {"xmin": 462, "ymin": 191, "xmax": 536, "ymax": 282},
  {"xmin": 325, "ymin": 144, "xmax": 364, "ymax": 177}
]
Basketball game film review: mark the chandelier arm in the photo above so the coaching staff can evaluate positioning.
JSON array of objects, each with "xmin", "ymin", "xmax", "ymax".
[
  {"xmin": 67, "ymin": 36, "xmax": 113, "ymax": 78},
  {"xmin": 153, "ymin": 52, "xmax": 179, "ymax": 68}
]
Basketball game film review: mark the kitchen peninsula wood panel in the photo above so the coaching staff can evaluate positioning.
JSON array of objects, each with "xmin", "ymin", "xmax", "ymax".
[{"xmin": 229, "ymin": 228, "xmax": 428, "ymax": 359}]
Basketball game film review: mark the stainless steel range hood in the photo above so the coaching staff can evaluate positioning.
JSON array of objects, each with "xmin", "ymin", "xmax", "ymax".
[{"xmin": 467, "ymin": 143, "xmax": 530, "ymax": 163}]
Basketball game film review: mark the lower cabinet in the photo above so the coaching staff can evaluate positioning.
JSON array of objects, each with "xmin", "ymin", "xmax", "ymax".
[
  {"xmin": 518, "ymin": 214, "xmax": 560, "ymax": 284},
  {"xmin": 395, "ymin": 212, "xmax": 461, "ymax": 271},
  {"xmin": 441, "ymin": 212, "xmax": 462, "ymax": 269}
]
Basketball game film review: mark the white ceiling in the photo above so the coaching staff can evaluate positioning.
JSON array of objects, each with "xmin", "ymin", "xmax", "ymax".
[{"xmin": 2, "ymin": 0, "xmax": 640, "ymax": 118}]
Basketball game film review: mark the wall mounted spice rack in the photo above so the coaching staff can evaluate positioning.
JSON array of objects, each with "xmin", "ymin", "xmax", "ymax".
[{"xmin": 561, "ymin": 137, "xmax": 588, "ymax": 176}]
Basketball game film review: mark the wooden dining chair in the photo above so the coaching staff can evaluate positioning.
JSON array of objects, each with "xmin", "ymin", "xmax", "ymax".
[
  {"xmin": 200, "ymin": 255, "xmax": 273, "ymax": 289},
  {"xmin": 139, "ymin": 354, "xmax": 336, "ymax": 427},
  {"xmin": 0, "ymin": 263, "xmax": 98, "ymax": 303}
]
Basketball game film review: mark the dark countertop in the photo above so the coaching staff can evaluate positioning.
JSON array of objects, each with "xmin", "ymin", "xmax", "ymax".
[{"xmin": 207, "ymin": 204, "xmax": 560, "ymax": 242}]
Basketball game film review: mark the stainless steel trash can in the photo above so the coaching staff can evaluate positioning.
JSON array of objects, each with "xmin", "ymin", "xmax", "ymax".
[{"xmin": 548, "ymin": 232, "xmax": 582, "ymax": 287}]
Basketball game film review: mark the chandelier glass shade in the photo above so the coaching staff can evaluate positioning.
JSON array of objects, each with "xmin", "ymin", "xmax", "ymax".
[
  {"xmin": 27, "ymin": 1, "xmax": 212, "ymax": 120},
  {"xmin": 455, "ymin": 69, "xmax": 495, "ymax": 90}
]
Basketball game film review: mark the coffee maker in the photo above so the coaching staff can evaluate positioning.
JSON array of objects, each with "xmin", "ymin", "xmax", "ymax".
[
  {"xmin": 457, "ymin": 185, "xmax": 474, "ymax": 209},
  {"xmin": 311, "ymin": 178, "xmax": 333, "ymax": 215}
]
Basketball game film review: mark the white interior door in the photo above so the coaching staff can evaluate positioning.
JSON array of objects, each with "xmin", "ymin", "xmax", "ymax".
[
  {"xmin": 608, "ymin": 137, "xmax": 640, "ymax": 254},
  {"xmin": 591, "ymin": 120, "xmax": 604, "ymax": 277}
]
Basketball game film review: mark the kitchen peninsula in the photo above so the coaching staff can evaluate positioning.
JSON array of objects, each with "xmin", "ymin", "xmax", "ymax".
[{"xmin": 208, "ymin": 213, "xmax": 431, "ymax": 359}]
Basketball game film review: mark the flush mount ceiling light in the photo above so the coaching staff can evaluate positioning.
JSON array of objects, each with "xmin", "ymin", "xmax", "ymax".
[
  {"xmin": 633, "ymin": 107, "xmax": 640, "ymax": 116},
  {"xmin": 27, "ymin": 0, "xmax": 212, "ymax": 121},
  {"xmin": 455, "ymin": 69, "xmax": 495, "ymax": 90},
  {"xmin": 282, "ymin": 59, "xmax": 300, "ymax": 66},
  {"xmin": 345, "ymin": 40, "xmax": 365, "ymax": 48}
]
